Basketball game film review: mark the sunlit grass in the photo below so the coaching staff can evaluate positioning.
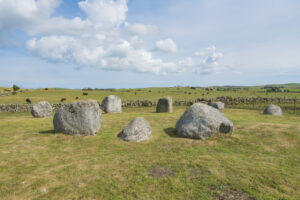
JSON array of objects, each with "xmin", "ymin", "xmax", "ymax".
[
  {"xmin": 0, "ymin": 107, "xmax": 299, "ymax": 199},
  {"xmin": 0, "ymin": 87, "xmax": 299, "ymax": 105}
]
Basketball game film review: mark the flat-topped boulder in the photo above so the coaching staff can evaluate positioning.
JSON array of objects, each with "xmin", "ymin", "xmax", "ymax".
[
  {"xmin": 101, "ymin": 95, "xmax": 122, "ymax": 113},
  {"xmin": 118, "ymin": 117, "xmax": 151, "ymax": 142},
  {"xmin": 53, "ymin": 100, "xmax": 102, "ymax": 136},
  {"xmin": 208, "ymin": 101, "xmax": 225, "ymax": 111},
  {"xmin": 176, "ymin": 103, "xmax": 233, "ymax": 139},
  {"xmin": 31, "ymin": 101, "xmax": 52, "ymax": 118},
  {"xmin": 264, "ymin": 104, "xmax": 282, "ymax": 116},
  {"xmin": 156, "ymin": 97, "xmax": 172, "ymax": 113}
]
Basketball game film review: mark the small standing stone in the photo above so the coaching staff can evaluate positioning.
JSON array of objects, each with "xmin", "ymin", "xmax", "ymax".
[
  {"xmin": 101, "ymin": 95, "xmax": 122, "ymax": 113},
  {"xmin": 31, "ymin": 101, "xmax": 52, "ymax": 118},
  {"xmin": 156, "ymin": 97, "xmax": 172, "ymax": 113},
  {"xmin": 264, "ymin": 104, "xmax": 282, "ymax": 116},
  {"xmin": 118, "ymin": 117, "xmax": 152, "ymax": 142},
  {"xmin": 208, "ymin": 101, "xmax": 225, "ymax": 111}
]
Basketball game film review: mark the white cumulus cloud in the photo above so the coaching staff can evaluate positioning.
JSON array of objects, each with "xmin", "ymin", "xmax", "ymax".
[
  {"xmin": 0, "ymin": 0, "xmax": 90, "ymax": 39},
  {"xmin": 179, "ymin": 46, "xmax": 224, "ymax": 74},
  {"xmin": 27, "ymin": 36, "xmax": 178, "ymax": 74},
  {"xmin": 0, "ymin": 0, "xmax": 225, "ymax": 76},
  {"xmin": 125, "ymin": 22, "xmax": 159, "ymax": 35},
  {"xmin": 155, "ymin": 38, "xmax": 177, "ymax": 53},
  {"xmin": 78, "ymin": 0, "xmax": 128, "ymax": 27}
]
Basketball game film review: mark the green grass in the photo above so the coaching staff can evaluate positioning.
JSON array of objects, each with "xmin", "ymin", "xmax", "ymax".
[
  {"xmin": 0, "ymin": 107, "xmax": 299, "ymax": 199},
  {"xmin": 0, "ymin": 86, "xmax": 300, "ymax": 105}
]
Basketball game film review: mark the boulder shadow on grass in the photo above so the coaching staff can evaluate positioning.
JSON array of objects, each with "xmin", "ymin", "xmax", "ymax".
[
  {"xmin": 39, "ymin": 130, "xmax": 56, "ymax": 134},
  {"xmin": 164, "ymin": 127, "xmax": 181, "ymax": 138}
]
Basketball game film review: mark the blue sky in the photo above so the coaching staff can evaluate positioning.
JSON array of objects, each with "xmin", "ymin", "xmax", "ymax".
[{"xmin": 0, "ymin": 0, "xmax": 299, "ymax": 89}]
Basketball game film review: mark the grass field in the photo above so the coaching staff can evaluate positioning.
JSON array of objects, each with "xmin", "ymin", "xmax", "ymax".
[
  {"xmin": 0, "ymin": 84, "xmax": 300, "ymax": 105},
  {"xmin": 0, "ymin": 107, "xmax": 299, "ymax": 200}
]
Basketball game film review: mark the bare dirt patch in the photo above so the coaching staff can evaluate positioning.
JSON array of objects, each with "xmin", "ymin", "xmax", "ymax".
[
  {"xmin": 148, "ymin": 166, "xmax": 175, "ymax": 178},
  {"xmin": 189, "ymin": 165, "xmax": 211, "ymax": 179},
  {"xmin": 210, "ymin": 186, "xmax": 256, "ymax": 200}
]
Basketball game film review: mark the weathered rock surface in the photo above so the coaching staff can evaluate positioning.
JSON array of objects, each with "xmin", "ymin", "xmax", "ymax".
[
  {"xmin": 119, "ymin": 117, "xmax": 151, "ymax": 142},
  {"xmin": 208, "ymin": 101, "xmax": 225, "ymax": 111},
  {"xmin": 176, "ymin": 103, "xmax": 233, "ymax": 139},
  {"xmin": 264, "ymin": 104, "xmax": 282, "ymax": 116},
  {"xmin": 156, "ymin": 97, "xmax": 172, "ymax": 113},
  {"xmin": 53, "ymin": 100, "xmax": 102, "ymax": 136},
  {"xmin": 101, "ymin": 95, "xmax": 122, "ymax": 113},
  {"xmin": 31, "ymin": 101, "xmax": 52, "ymax": 118}
]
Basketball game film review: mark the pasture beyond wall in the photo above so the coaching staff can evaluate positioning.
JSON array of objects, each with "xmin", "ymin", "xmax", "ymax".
[{"xmin": 0, "ymin": 97, "xmax": 299, "ymax": 114}]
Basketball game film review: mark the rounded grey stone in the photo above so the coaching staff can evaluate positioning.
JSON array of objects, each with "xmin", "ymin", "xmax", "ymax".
[
  {"xmin": 31, "ymin": 101, "xmax": 52, "ymax": 118},
  {"xmin": 53, "ymin": 100, "xmax": 102, "ymax": 136},
  {"xmin": 156, "ymin": 97, "xmax": 172, "ymax": 113},
  {"xmin": 264, "ymin": 104, "xmax": 282, "ymax": 116},
  {"xmin": 119, "ymin": 117, "xmax": 151, "ymax": 142},
  {"xmin": 101, "ymin": 95, "xmax": 122, "ymax": 113},
  {"xmin": 208, "ymin": 101, "xmax": 225, "ymax": 111},
  {"xmin": 176, "ymin": 103, "xmax": 233, "ymax": 139}
]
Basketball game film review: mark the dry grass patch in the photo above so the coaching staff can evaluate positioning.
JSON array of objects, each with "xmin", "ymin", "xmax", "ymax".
[{"xmin": 148, "ymin": 166, "xmax": 175, "ymax": 178}]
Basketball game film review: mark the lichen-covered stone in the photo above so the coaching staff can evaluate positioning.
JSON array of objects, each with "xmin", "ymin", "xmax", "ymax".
[
  {"xmin": 176, "ymin": 103, "xmax": 233, "ymax": 139},
  {"xmin": 31, "ymin": 101, "xmax": 52, "ymax": 118},
  {"xmin": 264, "ymin": 104, "xmax": 282, "ymax": 116},
  {"xmin": 101, "ymin": 95, "xmax": 122, "ymax": 113},
  {"xmin": 156, "ymin": 97, "xmax": 172, "ymax": 113},
  {"xmin": 53, "ymin": 100, "xmax": 102, "ymax": 136},
  {"xmin": 208, "ymin": 101, "xmax": 225, "ymax": 111},
  {"xmin": 119, "ymin": 117, "xmax": 151, "ymax": 142}
]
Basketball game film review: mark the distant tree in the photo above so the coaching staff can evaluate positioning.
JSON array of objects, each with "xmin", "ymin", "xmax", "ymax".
[
  {"xmin": 82, "ymin": 88, "xmax": 93, "ymax": 91},
  {"xmin": 266, "ymin": 87, "xmax": 281, "ymax": 93},
  {"xmin": 13, "ymin": 84, "xmax": 20, "ymax": 92}
]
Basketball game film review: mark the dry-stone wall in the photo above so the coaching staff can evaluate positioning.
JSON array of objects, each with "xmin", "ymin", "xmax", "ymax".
[
  {"xmin": 0, "ymin": 103, "xmax": 63, "ymax": 113},
  {"xmin": 0, "ymin": 97, "xmax": 297, "ymax": 113},
  {"xmin": 0, "ymin": 104, "xmax": 32, "ymax": 112}
]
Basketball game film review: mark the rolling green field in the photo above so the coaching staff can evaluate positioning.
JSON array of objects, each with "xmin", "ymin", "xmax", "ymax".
[
  {"xmin": 0, "ymin": 84, "xmax": 300, "ymax": 199},
  {"xmin": 0, "ymin": 107, "xmax": 299, "ymax": 200},
  {"xmin": 0, "ymin": 84, "xmax": 300, "ymax": 105}
]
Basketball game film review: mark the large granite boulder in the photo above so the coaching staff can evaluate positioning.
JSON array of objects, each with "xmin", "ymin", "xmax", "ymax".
[
  {"xmin": 53, "ymin": 100, "xmax": 102, "ymax": 136},
  {"xmin": 208, "ymin": 101, "xmax": 225, "ymax": 111},
  {"xmin": 176, "ymin": 103, "xmax": 233, "ymax": 139},
  {"xmin": 31, "ymin": 101, "xmax": 52, "ymax": 118},
  {"xmin": 264, "ymin": 104, "xmax": 282, "ymax": 116},
  {"xmin": 118, "ymin": 117, "xmax": 151, "ymax": 142},
  {"xmin": 156, "ymin": 97, "xmax": 172, "ymax": 113},
  {"xmin": 101, "ymin": 95, "xmax": 122, "ymax": 113}
]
